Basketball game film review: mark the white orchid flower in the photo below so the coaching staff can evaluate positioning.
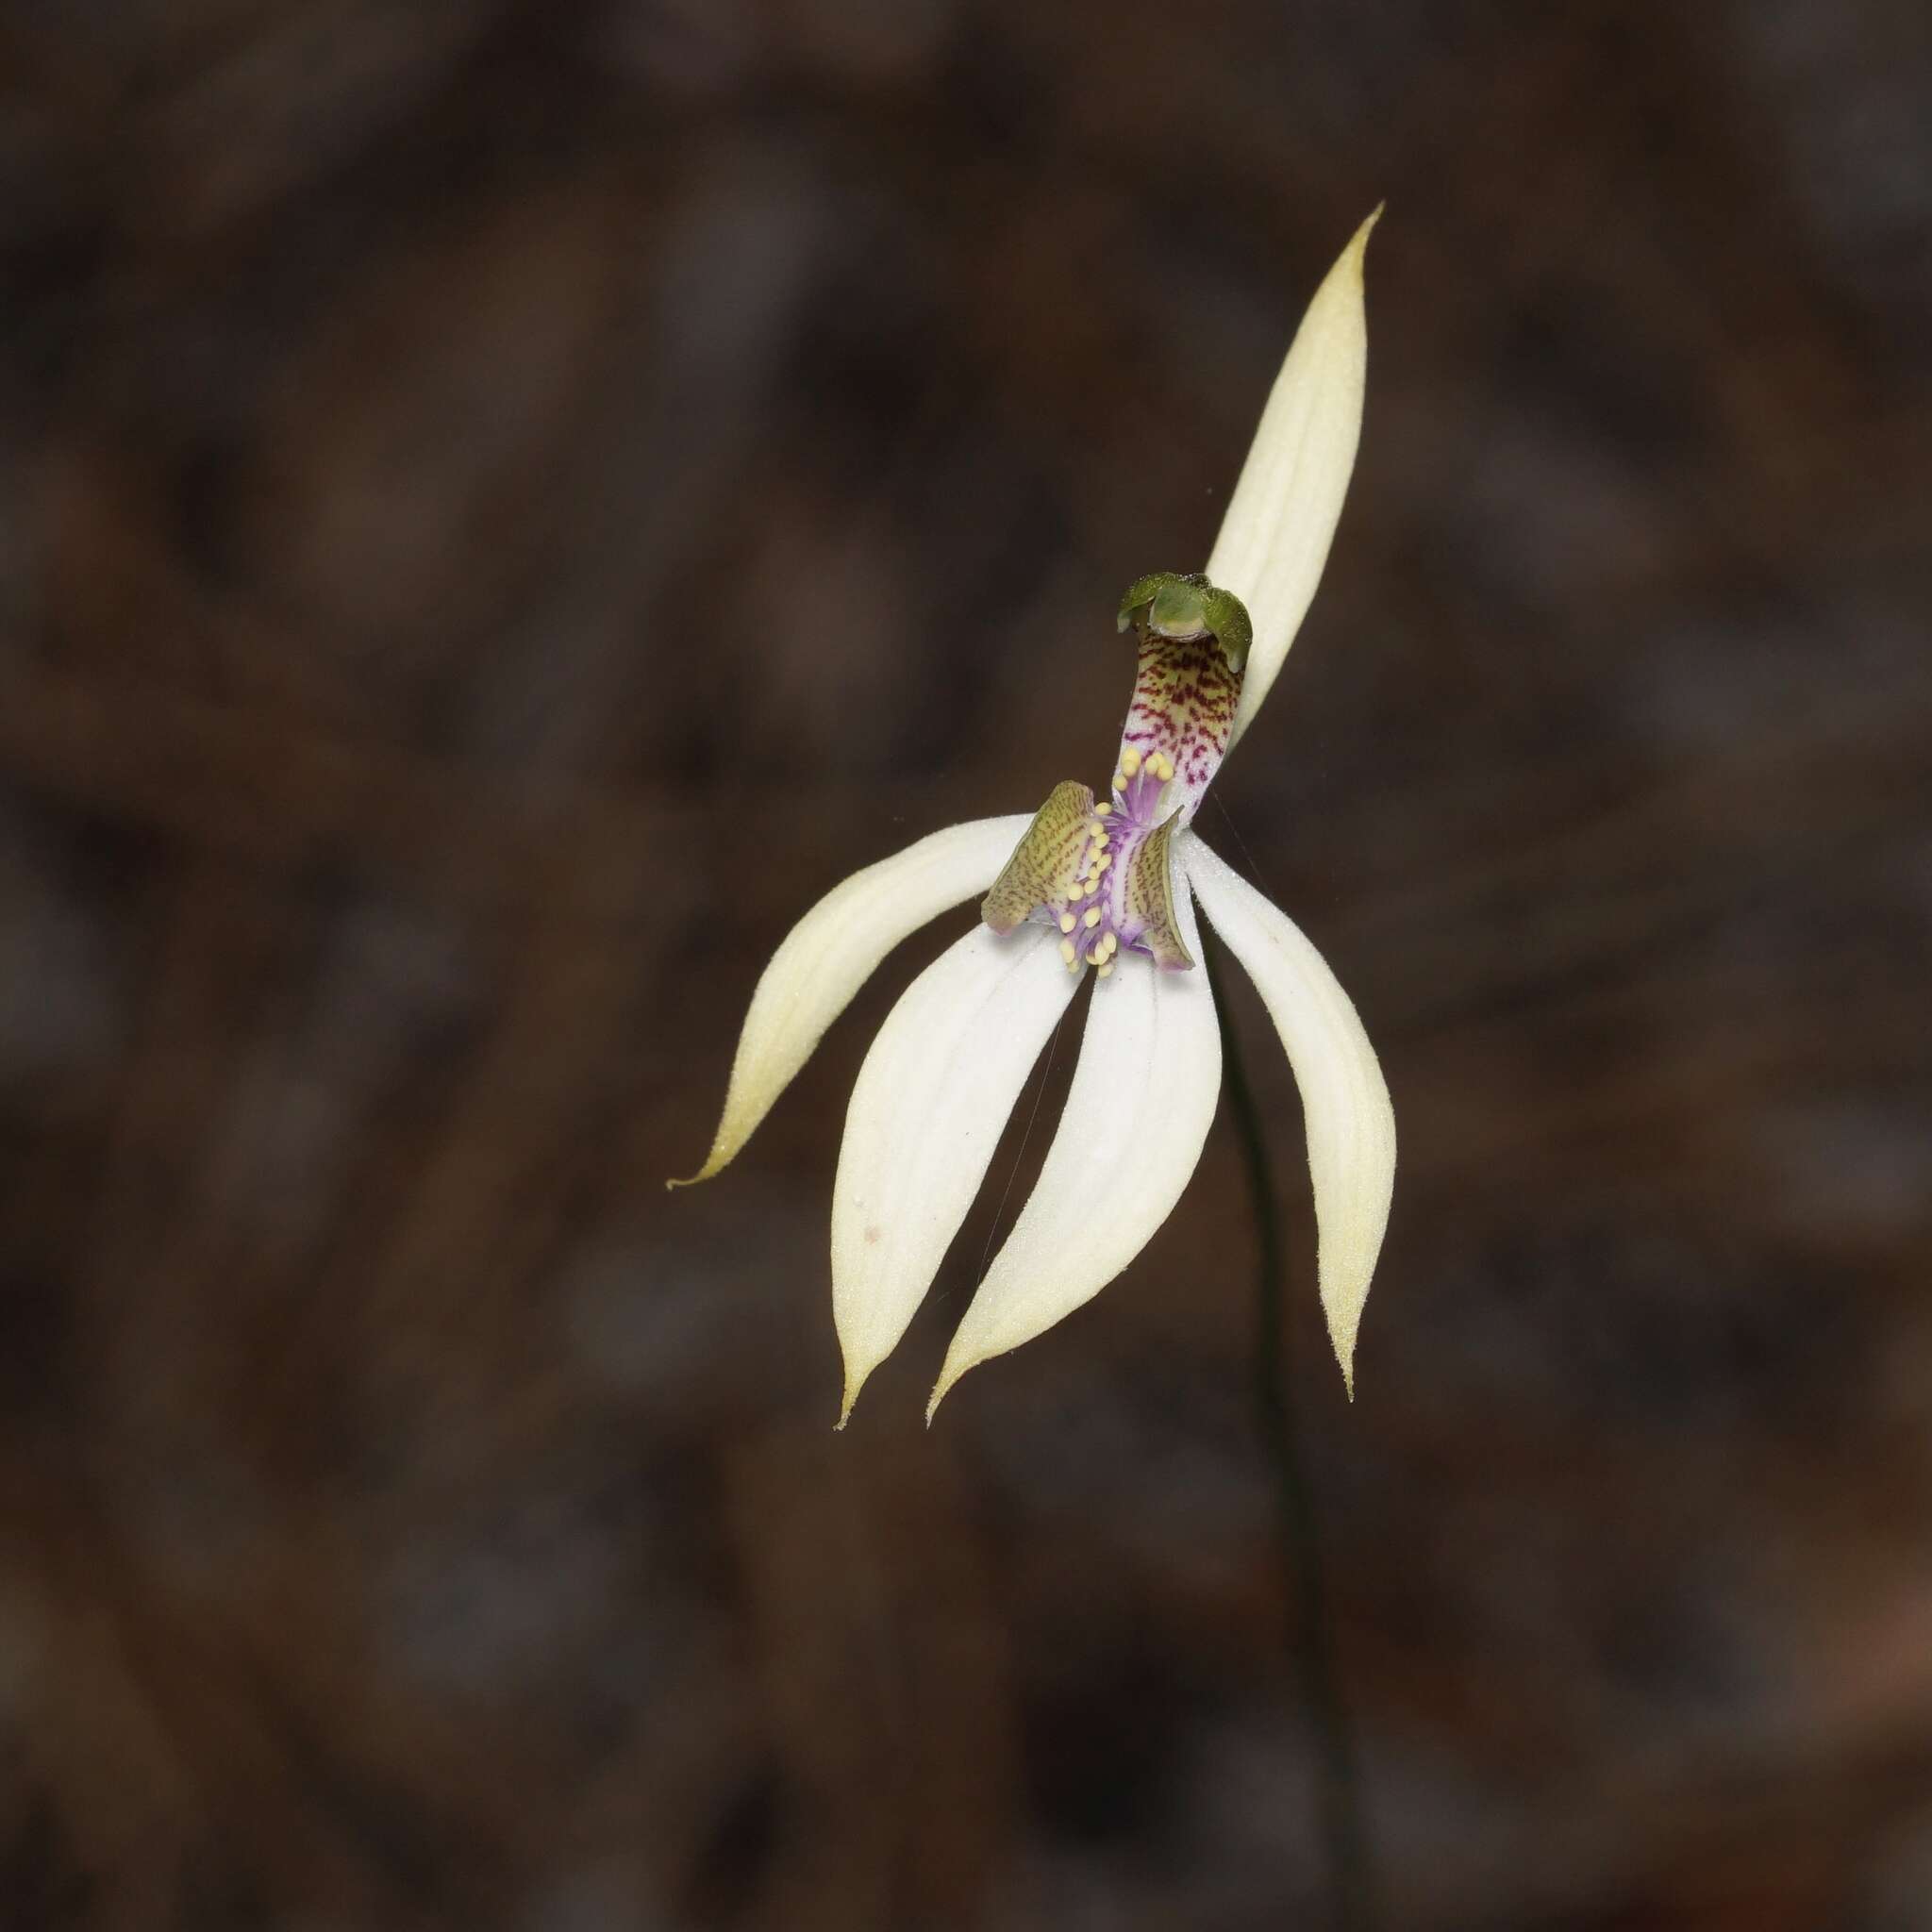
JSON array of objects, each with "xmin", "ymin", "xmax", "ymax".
[{"xmin": 675, "ymin": 211, "xmax": 1395, "ymax": 1424}]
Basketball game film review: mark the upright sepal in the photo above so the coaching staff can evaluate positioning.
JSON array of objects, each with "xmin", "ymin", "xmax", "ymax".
[{"xmin": 1208, "ymin": 208, "xmax": 1378, "ymax": 754}]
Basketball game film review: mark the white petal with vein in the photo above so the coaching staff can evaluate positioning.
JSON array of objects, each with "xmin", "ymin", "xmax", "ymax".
[
  {"xmin": 834, "ymin": 923, "xmax": 1077, "ymax": 1421},
  {"xmin": 676, "ymin": 815, "xmax": 1032, "ymax": 1184},
  {"xmin": 929, "ymin": 882, "xmax": 1221, "ymax": 1415},
  {"xmin": 1208, "ymin": 209, "xmax": 1377, "ymax": 753},
  {"xmin": 1182, "ymin": 834, "xmax": 1393, "ymax": 1393}
]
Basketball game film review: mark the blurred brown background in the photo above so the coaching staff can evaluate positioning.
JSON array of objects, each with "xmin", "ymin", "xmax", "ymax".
[{"xmin": 2, "ymin": 2, "xmax": 1929, "ymax": 1927}]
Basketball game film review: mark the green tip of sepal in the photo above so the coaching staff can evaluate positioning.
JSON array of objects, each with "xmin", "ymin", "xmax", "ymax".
[{"xmin": 1116, "ymin": 571, "xmax": 1252, "ymax": 674}]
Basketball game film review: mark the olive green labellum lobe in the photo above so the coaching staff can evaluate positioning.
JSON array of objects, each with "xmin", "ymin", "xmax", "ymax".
[
  {"xmin": 1124, "ymin": 813, "xmax": 1192, "ymax": 969},
  {"xmin": 981, "ymin": 780, "xmax": 1098, "ymax": 936}
]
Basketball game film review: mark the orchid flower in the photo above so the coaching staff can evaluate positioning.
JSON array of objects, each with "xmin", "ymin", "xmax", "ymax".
[{"xmin": 675, "ymin": 211, "xmax": 1395, "ymax": 1424}]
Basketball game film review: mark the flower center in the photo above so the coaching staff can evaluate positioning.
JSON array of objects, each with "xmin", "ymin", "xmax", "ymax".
[
  {"xmin": 980, "ymin": 574, "xmax": 1250, "ymax": 979},
  {"xmin": 981, "ymin": 771, "xmax": 1191, "ymax": 975}
]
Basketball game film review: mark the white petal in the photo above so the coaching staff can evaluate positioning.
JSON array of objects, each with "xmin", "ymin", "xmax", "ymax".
[
  {"xmin": 833, "ymin": 923, "xmax": 1078, "ymax": 1422},
  {"xmin": 1207, "ymin": 208, "xmax": 1377, "ymax": 753},
  {"xmin": 675, "ymin": 815, "xmax": 1033, "ymax": 1184},
  {"xmin": 928, "ymin": 880, "xmax": 1221, "ymax": 1416},
  {"xmin": 1181, "ymin": 834, "xmax": 1393, "ymax": 1394}
]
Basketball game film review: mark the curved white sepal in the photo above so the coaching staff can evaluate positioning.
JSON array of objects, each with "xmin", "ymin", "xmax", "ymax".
[
  {"xmin": 1181, "ymin": 834, "xmax": 1393, "ymax": 1395},
  {"xmin": 1208, "ymin": 208, "xmax": 1377, "ymax": 754},
  {"xmin": 674, "ymin": 815, "xmax": 1034, "ymax": 1185},
  {"xmin": 833, "ymin": 924, "xmax": 1078, "ymax": 1423},
  {"xmin": 928, "ymin": 882, "xmax": 1221, "ymax": 1417}
]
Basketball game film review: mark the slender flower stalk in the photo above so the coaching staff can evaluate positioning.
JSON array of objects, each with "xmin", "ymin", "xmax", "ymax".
[
  {"xmin": 675, "ymin": 211, "xmax": 1396, "ymax": 1424},
  {"xmin": 1208, "ymin": 931, "xmax": 1376, "ymax": 1929}
]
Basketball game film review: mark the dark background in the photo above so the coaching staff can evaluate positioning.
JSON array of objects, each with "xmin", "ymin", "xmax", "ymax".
[{"xmin": 3, "ymin": 2, "xmax": 1929, "ymax": 1927}]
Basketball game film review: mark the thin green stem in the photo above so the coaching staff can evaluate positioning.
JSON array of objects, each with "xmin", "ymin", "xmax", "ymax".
[{"xmin": 1206, "ymin": 934, "xmax": 1375, "ymax": 1932}]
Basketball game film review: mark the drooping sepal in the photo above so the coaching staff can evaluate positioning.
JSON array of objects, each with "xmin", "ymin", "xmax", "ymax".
[
  {"xmin": 981, "ymin": 780, "xmax": 1101, "ymax": 936},
  {"xmin": 1124, "ymin": 812, "xmax": 1192, "ymax": 970},
  {"xmin": 832, "ymin": 922, "xmax": 1078, "ymax": 1425},
  {"xmin": 1182, "ymin": 832, "xmax": 1394, "ymax": 1398},
  {"xmin": 673, "ymin": 815, "xmax": 1037, "ymax": 1185},
  {"xmin": 928, "ymin": 869, "xmax": 1219, "ymax": 1418}
]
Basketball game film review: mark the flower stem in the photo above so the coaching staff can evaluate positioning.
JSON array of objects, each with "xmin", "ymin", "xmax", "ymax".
[{"xmin": 1205, "ymin": 933, "xmax": 1376, "ymax": 1932}]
